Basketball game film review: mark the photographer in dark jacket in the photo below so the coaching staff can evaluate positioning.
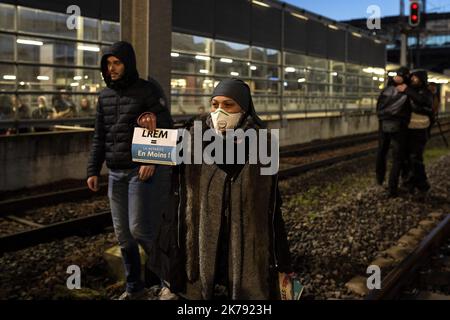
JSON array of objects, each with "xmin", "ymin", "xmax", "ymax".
[
  {"xmin": 86, "ymin": 41, "xmax": 174, "ymax": 299},
  {"xmin": 376, "ymin": 67, "xmax": 411, "ymax": 197},
  {"xmin": 399, "ymin": 70, "xmax": 434, "ymax": 197}
]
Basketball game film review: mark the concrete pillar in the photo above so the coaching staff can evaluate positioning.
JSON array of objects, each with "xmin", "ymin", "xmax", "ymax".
[{"xmin": 120, "ymin": 0, "xmax": 172, "ymax": 108}]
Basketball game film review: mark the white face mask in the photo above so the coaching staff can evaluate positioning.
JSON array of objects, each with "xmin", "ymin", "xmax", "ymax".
[{"xmin": 210, "ymin": 108, "xmax": 242, "ymax": 133}]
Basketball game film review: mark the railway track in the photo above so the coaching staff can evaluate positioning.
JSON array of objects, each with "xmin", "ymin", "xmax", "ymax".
[
  {"xmin": 279, "ymin": 121, "xmax": 450, "ymax": 180},
  {"xmin": 1, "ymin": 122, "xmax": 450, "ymax": 254},
  {"xmin": 0, "ymin": 211, "xmax": 112, "ymax": 254},
  {"xmin": 280, "ymin": 132, "xmax": 378, "ymax": 158},
  {"xmin": 365, "ymin": 214, "xmax": 450, "ymax": 300},
  {"xmin": 0, "ymin": 184, "xmax": 107, "ymax": 219}
]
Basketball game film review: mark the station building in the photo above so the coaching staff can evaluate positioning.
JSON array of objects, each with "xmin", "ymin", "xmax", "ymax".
[{"xmin": 0, "ymin": 0, "xmax": 392, "ymax": 122}]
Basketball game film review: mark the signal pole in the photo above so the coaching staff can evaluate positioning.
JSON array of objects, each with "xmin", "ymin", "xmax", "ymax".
[
  {"xmin": 415, "ymin": 0, "xmax": 426, "ymax": 68},
  {"xmin": 400, "ymin": 0, "xmax": 408, "ymax": 66}
]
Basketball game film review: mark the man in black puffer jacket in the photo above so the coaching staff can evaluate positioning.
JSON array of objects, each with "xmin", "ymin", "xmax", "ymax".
[
  {"xmin": 86, "ymin": 41, "xmax": 174, "ymax": 299},
  {"xmin": 376, "ymin": 67, "xmax": 411, "ymax": 197}
]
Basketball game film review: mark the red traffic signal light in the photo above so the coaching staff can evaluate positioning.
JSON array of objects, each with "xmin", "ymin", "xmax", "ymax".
[{"xmin": 409, "ymin": 1, "xmax": 421, "ymax": 27}]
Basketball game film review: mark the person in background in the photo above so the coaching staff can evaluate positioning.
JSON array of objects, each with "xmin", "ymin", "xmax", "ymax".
[
  {"xmin": 184, "ymin": 105, "xmax": 208, "ymax": 128},
  {"xmin": 12, "ymin": 95, "xmax": 30, "ymax": 120},
  {"xmin": 32, "ymin": 96, "xmax": 54, "ymax": 119},
  {"xmin": 398, "ymin": 70, "xmax": 434, "ymax": 199},
  {"xmin": 375, "ymin": 67, "xmax": 411, "ymax": 197},
  {"xmin": 78, "ymin": 97, "xmax": 94, "ymax": 117},
  {"xmin": 428, "ymin": 82, "xmax": 440, "ymax": 116},
  {"xmin": 197, "ymin": 105, "xmax": 206, "ymax": 116},
  {"xmin": 32, "ymin": 96, "xmax": 55, "ymax": 132},
  {"xmin": 0, "ymin": 95, "xmax": 13, "ymax": 119},
  {"xmin": 53, "ymin": 91, "xmax": 77, "ymax": 118},
  {"xmin": 428, "ymin": 82, "xmax": 440, "ymax": 134},
  {"xmin": 12, "ymin": 95, "xmax": 31, "ymax": 133},
  {"xmin": 0, "ymin": 95, "xmax": 14, "ymax": 135}
]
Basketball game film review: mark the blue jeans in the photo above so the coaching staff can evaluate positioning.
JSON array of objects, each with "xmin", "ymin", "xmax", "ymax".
[{"xmin": 108, "ymin": 165, "xmax": 171, "ymax": 293}]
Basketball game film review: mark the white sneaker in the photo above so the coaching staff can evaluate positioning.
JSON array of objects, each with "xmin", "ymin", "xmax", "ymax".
[
  {"xmin": 158, "ymin": 287, "xmax": 178, "ymax": 300},
  {"xmin": 117, "ymin": 288, "xmax": 148, "ymax": 300}
]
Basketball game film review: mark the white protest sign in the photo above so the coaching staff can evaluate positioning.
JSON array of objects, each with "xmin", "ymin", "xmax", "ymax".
[{"xmin": 131, "ymin": 127, "xmax": 178, "ymax": 165}]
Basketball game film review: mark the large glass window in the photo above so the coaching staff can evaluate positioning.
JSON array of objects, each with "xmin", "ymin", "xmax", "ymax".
[
  {"xmin": 0, "ymin": 4, "xmax": 119, "ymax": 129},
  {"xmin": 83, "ymin": 17, "xmax": 99, "ymax": 41},
  {"xmin": 16, "ymin": 65, "xmax": 101, "ymax": 93},
  {"xmin": 13, "ymin": 93, "xmax": 98, "ymax": 120},
  {"xmin": 0, "ymin": 34, "xmax": 15, "ymax": 61},
  {"xmin": 360, "ymin": 75, "xmax": 373, "ymax": 88},
  {"xmin": 309, "ymin": 70, "xmax": 328, "ymax": 83},
  {"xmin": 214, "ymin": 58, "xmax": 249, "ymax": 78},
  {"xmin": 171, "ymin": 33, "xmax": 284, "ymax": 115},
  {"xmin": 214, "ymin": 40, "xmax": 249, "ymax": 60},
  {"xmin": 172, "ymin": 33, "xmax": 212, "ymax": 55},
  {"xmin": 16, "ymin": 37, "xmax": 100, "ymax": 67},
  {"xmin": 0, "ymin": 3, "xmax": 16, "ymax": 31},
  {"xmin": 171, "ymin": 53, "xmax": 211, "ymax": 75},
  {"xmin": 284, "ymin": 52, "xmax": 306, "ymax": 67},
  {"xmin": 101, "ymin": 21, "xmax": 120, "ymax": 43},
  {"xmin": 171, "ymin": 34, "xmax": 384, "ymax": 115},
  {"xmin": 0, "ymin": 93, "xmax": 15, "ymax": 119},
  {"xmin": 251, "ymin": 46, "xmax": 279, "ymax": 64},
  {"xmin": 171, "ymin": 95, "xmax": 211, "ymax": 115},
  {"xmin": 330, "ymin": 60, "xmax": 345, "ymax": 73},
  {"xmin": 250, "ymin": 63, "xmax": 279, "ymax": 80},
  {"xmin": 284, "ymin": 67, "xmax": 307, "ymax": 82},
  {"xmin": 249, "ymin": 80, "xmax": 279, "ymax": 95},
  {"xmin": 284, "ymin": 81, "xmax": 307, "ymax": 96},
  {"xmin": 18, "ymin": 7, "xmax": 77, "ymax": 39},
  {"xmin": 171, "ymin": 76, "xmax": 215, "ymax": 96},
  {"xmin": 0, "ymin": 63, "xmax": 16, "ymax": 91},
  {"xmin": 306, "ymin": 56, "xmax": 328, "ymax": 70}
]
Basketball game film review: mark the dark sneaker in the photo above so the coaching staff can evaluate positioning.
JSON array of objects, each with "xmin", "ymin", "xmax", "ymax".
[
  {"xmin": 415, "ymin": 190, "xmax": 429, "ymax": 202},
  {"xmin": 387, "ymin": 189, "xmax": 399, "ymax": 198},
  {"xmin": 376, "ymin": 176, "xmax": 384, "ymax": 186}
]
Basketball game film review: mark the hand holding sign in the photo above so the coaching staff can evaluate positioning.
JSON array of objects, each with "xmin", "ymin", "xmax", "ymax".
[{"xmin": 137, "ymin": 112, "xmax": 157, "ymax": 131}]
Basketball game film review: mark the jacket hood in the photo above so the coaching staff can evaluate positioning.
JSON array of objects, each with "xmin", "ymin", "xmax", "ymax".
[
  {"xmin": 396, "ymin": 66, "xmax": 410, "ymax": 79},
  {"xmin": 410, "ymin": 69, "xmax": 428, "ymax": 88},
  {"xmin": 210, "ymin": 78, "xmax": 266, "ymax": 128},
  {"xmin": 100, "ymin": 41, "xmax": 139, "ymax": 90},
  {"xmin": 387, "ymin": 66, "xmax": 410, "ymax": 86}
]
